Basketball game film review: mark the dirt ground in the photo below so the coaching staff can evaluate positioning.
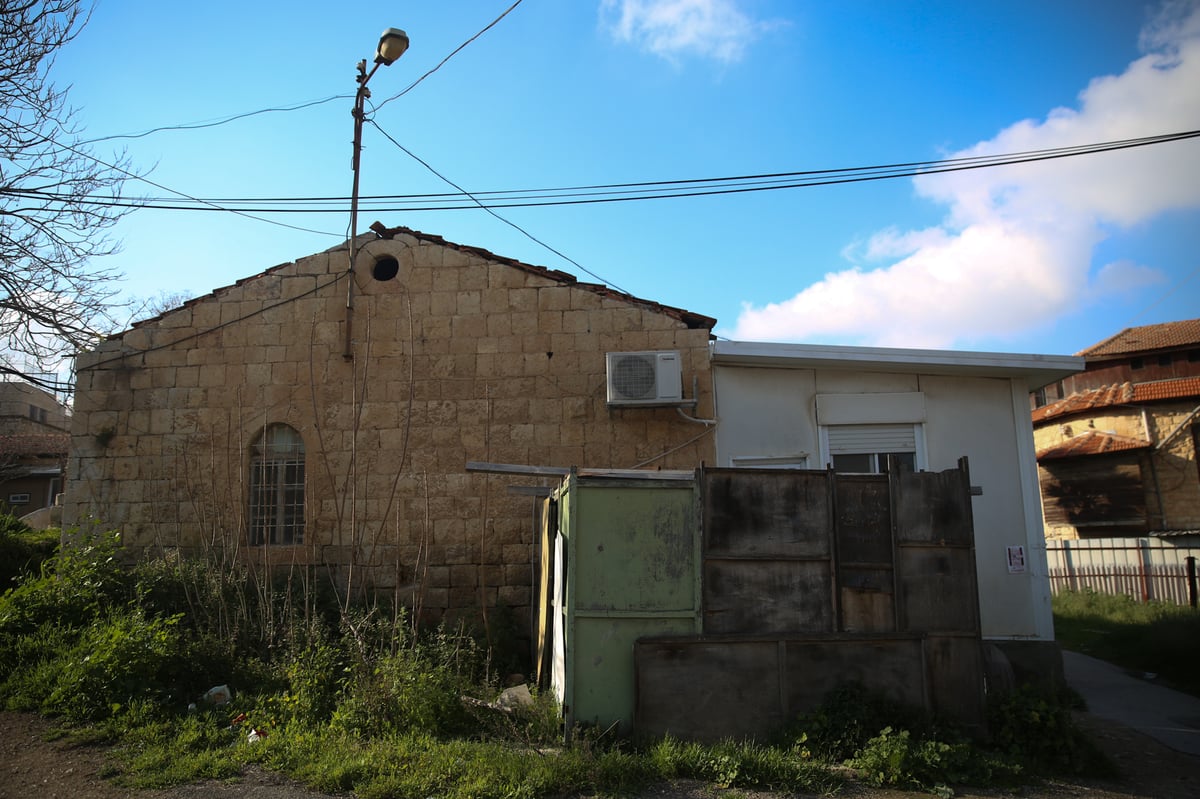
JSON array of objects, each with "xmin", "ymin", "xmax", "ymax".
[{"xmin": 1, "ymin": 710, "xmax": 1197, "ymax": 799}]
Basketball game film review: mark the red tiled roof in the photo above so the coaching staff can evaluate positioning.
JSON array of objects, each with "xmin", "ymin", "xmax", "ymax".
[
  {"xmin": 1134, "ymin": 375, "xmax": 1200, "ymax": 402},
  {"xmin": 1078, "ymin": 318, "xmax": 1200, "ymax": 357},
  {"xmin": 1037, "ymin": 430, "xmax": 1151, "ymax": 461},
  {"xmin": 1032, "ymin": 377, "xmax": 1200, "ymax": 423},
  {"xmin": 1032, "ymin": 382, "xmax": 1134, "ymax": 423}
]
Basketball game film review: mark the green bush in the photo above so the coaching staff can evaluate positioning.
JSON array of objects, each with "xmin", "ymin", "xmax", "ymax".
[
  {"xmin": 44, "ymin": 607, "xmax": 186, "ymax": 721},
  {"xmin": 987, "ymin": 684, "xmax": 1114, "ymax": 777},
  {"xmin": 331, "ymin": 633, "xmax": 483, "ymax": 739},
  {"xmin": 0, "ymin": 528, "xmax": 129, "ymax": 637},
  {"xmin": 0, "ymin": 513, "xmax": 57, "ymax": 588},
  {"xmin": 782, "ymin": 681, "xmax": 932, "ymax": 762},
  {"xmin": 847, "ymin": 726, "xmax": 1010, "ymax": 795}
]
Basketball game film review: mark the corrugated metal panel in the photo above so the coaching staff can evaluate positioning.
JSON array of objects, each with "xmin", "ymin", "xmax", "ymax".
[{"xmin": 827, "ymin": 424, "xmax": 916, "ymax": 454}]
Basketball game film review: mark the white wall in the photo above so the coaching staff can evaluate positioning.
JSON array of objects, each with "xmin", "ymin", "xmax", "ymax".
[{"xmin": 712, "ymin": 364, "xmax": 1052, "ymax": 642}]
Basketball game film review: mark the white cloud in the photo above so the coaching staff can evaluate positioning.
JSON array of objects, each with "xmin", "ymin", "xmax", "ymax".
[
  {"xmin": 599, "ymin": 0, "xmax": 770, "ymax": 63},
  {"xmin": 729, "ymin": 1, "xmax": 1200, "ymax": 349}
]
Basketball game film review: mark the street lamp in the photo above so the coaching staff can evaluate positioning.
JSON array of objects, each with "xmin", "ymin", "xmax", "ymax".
[{"xmin": 345, "ymin": 27, "xmax": 409, "ymax": 361}]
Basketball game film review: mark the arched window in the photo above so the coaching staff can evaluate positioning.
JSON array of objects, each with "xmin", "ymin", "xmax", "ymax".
[{"xmin": 249, "ymin": 424, "xmax": 305, "ymax": 545}]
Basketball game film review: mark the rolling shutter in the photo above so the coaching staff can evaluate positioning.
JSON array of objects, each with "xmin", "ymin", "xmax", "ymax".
[{"xmin": 826, "ymin": 423, "xmax": 916, "ymax": 455}]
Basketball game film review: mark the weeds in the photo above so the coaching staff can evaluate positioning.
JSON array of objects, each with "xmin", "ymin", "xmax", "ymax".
[
  {"xmin": 0, "ymin": 513, "xmax": 57, "ymax": 588},
  {"xmin": 1, "ymin": 528, "xmax": 1119, "ymax": 798}
]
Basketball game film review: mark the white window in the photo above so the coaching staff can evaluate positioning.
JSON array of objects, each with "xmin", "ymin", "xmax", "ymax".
[
  {"xmin": 248, "ymin": 424, "xmax": 305, "ymax": 545},
  {"xmin": 821, "ymin": 423, "xmax": 925, "ymax": 474},
  {"xmin": 816, "ymin": 392, "xmax": 927, "ymax": 474}
]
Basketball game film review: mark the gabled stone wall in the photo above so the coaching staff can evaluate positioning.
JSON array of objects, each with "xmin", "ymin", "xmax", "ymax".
[{"xmin": 66, "ymin": 229, "xmax": 716, "ymax": 628}]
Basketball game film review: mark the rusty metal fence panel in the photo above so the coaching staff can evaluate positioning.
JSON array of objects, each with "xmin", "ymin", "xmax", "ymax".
[{"xmin": 1045, "ymin": 537, "xmax": 1200, "ymax": 605}]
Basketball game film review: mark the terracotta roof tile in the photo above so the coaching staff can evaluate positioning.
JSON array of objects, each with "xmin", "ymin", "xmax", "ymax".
[
  {"xmin": 1032, "ymin": 382, "xmax": 1134, "ymax": 423},
  {"xmin": 1037, "ymin": 430, "xmax": 1151, "ymax": 461},
  {"xmin": 1133, "ymin": 375, "xmax": 1200, "ymax": 402},
  {"xmin": 1078, "ymin": 317, "xmax": 1200, "ymax": 357},
  {"xmin": 1032, "ymin": 377, "xmax": 1200, "ymax": 423}
]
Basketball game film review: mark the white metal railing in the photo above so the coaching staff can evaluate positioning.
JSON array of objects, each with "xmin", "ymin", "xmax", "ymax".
[{"xmin": 1045, "ymin": 537, "xmax": 1200, "ymax": 606}]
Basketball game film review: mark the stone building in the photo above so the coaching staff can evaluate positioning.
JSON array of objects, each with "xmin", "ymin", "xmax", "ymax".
[
  {"xmin": 65, "ymin": 226, "xmax": 716, "ymax": 625},
  {"xmin": 0, "ymin": 379, "xmax": 70, "ymax": 513},
  {"xmin": 1031, "ymin": 318, "xmax": 1200, "ymax": 539}
]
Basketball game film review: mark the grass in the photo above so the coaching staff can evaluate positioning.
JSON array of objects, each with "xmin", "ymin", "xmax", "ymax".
[
  {"xmin": 1052, "ymin": 589, "xmax": 1200, "ymax": 697},
  {"xmin": 0, "ymin": 518, "xmax": 1116, "ymax": 798}
]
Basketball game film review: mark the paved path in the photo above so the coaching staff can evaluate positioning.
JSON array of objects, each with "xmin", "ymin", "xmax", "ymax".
[{"xmin": 1063, "ymin": 649, "xmax": 1200, "ymax": 756}]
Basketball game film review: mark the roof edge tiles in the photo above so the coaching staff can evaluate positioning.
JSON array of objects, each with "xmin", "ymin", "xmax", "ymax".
[
  {"xmin": 1077, "ymin": 317, "xmax": 1200, "ymax": 358},
  {"xmin": 1036, "ymin": 430, "xmax": 1151, "ymax": 461},
  {"xmin": 117, "ymin": 225, "xmax": 717, "ymax": 337},
  {"xmin": 1033, "ymin": 377, "xmax": 1200, "ymax": 423},
  {"xmin": 378, "ymin": 224, "xmax": 717, "ymax": 331}
]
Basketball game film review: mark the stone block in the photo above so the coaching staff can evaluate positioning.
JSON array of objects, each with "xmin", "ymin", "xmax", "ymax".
[
  {"xmin": 539, "ymin": 287, "xmax": 571, "ymax": 311},
  {"xmin": 481, "ymin": 288, "xmax": 510, "ymax": 314},
  {"xmin": 498, "ymin": 584, "xmax": 531, "ymax": 608}
]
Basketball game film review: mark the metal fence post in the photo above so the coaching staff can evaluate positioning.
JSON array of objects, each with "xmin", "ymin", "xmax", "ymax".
[{"xmin": 1187, "ymin": 556, "xmax": 1197, "ymax": 609}]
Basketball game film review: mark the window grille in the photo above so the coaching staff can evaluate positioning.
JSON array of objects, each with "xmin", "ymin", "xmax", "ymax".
[{"xmin": 249, "ymin": 424, "xmax": 305, "ymax": 545}]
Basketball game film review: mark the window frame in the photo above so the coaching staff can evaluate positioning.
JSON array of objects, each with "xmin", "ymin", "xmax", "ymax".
[
  {"xmin": 818, "ymin": 422, "xmax": 927, "ymax": 475},
  {"xmin": 248, "ymin": 424, "xmax": 306, "ymax": 546}
]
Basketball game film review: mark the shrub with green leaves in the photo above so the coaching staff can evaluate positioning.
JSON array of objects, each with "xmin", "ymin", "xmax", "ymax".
[
  {"xmin": 847, "ymin": 725, "xmax": 1012, "ymax": 795},
  {"xmin": 44, "ymin": 607, "xmax": 186, "ymax": 721},
  {"xmin": 782, "ymin": 681, "xmax": 932, "ymax": 762},
  {"xmin": 0, "ymin": 513, "xmax": 56, "ymax": 588},
  {"xmin": 987, "ymin": 684, "xmax": 1114, "ymax": 778},
  {"xmin": 331, "ymin": 631, "xmax": 484, "ymax": 739},
  {"xmin": 0, "ymin": 528, "xmax": 128, "ymax": 637}
]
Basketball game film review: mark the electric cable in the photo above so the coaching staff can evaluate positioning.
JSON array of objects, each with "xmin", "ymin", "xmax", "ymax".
[
  {"xmin": 75, "ymin": 95, "xmax": 350, "ymax": 145},
  {"xmin": 374, "ymin": 0, "xmax": 525, "ymax": 111},
  {"xmin": 367, "ymin": 118, "xmax": 632, "ymax": 296},
  {"xmin": 6, "ymin": 129, "xmax": 1195, "ymax": 214},
  {"xmin": 4, "ymin": 116, "xmax": 342, "ymax": 238}
]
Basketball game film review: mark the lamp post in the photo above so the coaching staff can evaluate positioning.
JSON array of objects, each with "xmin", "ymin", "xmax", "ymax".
[{"xmin": 345, "ymin": 27, "xmax": 409, "ymax": 361}]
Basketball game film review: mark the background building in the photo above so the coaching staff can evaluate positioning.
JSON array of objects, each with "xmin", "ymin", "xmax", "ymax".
[
  {"xmin": 0, "ymin": 379, "xmax": 70, "ymax": 515},
  {"xmin": 1032, "ymin": 318, "xmax": 1200, "ymax": 539}
]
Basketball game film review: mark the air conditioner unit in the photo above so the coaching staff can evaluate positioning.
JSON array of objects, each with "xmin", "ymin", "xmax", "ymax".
[{"xmin": 606, "ymin": 350, "xmax": 683, "ymax": 406}]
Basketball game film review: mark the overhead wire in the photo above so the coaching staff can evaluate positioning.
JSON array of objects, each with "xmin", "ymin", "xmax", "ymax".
[
  {"xmin": 75, "ymin": 95, "xmax": 350, "ymax": 145},
  {"xmin": 374, "ymin": 0, "xmax": 525, "ymax": 111},
  {"xmin": 4, "ymin": 116, "xmax": 341, "ymax": 238},
  {"xmin": 367, "ymin": 118, "xmax": 633, "ymax": 295},
  {"xmin": 5, "ymin": 129, "xmax": 1197, "ymax": 214}
]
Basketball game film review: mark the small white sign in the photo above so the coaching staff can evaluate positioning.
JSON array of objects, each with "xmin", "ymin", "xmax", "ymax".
[{"xmin": 1006, "ymin": 545, "xmax": 1027, "ymax": 574}]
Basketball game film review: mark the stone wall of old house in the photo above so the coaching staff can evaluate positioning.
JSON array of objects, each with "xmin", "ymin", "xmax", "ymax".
[
  {"xmin": 1033, "ymin": 400, "xmax": 1200, "ymax": 539},
  {"xmin": 1147, "ymin": 400, "xmax": 1200, "ymax": 531},
  {"xmin": 66, "ymin": 230, "xmax": 716, "ymax": 629}
]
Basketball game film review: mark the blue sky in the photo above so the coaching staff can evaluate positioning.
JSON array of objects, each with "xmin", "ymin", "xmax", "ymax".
[{"xmin": 53, "ymin": 0, "xmax": 1200, "ymax": 356}]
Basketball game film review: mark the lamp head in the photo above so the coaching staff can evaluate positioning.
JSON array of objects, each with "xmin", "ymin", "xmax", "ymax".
[{"xmin": 375, "ymin": 28, "xmax": 410, "ymax": 65}]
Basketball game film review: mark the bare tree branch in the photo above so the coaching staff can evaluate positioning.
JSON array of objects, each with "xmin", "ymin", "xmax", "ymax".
[{"xmin": 1, "ymin": 0, "xmax": 139, "ymax": 387}]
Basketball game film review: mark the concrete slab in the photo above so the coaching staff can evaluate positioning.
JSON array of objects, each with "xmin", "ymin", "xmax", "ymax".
[{"xmin": 1063, "ymin": 649, "xmax": 1200, "ymax": 756}]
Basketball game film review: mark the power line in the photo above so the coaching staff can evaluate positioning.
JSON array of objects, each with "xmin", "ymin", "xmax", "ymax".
[
  {"xmin": 76, "ymin": 95, "xmax": 350, "ymax": 145},
  {"xmin": 374, "ymin": 0, "xmax": 525, "ymax": 111},
  {"xmin": 72, "ymin": 1, "xmax": 525, "ymax": 147},
  {"xmin": 368, "ymin": 118, "xmax": 632, "ymax": 295},
  {"xmin": 5, "ymin": 116, "xmax": 342, "ymax": 238},
  {"xmin": 6, "ymin": 129, "xmax": 1196, "ymax": 214}
]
